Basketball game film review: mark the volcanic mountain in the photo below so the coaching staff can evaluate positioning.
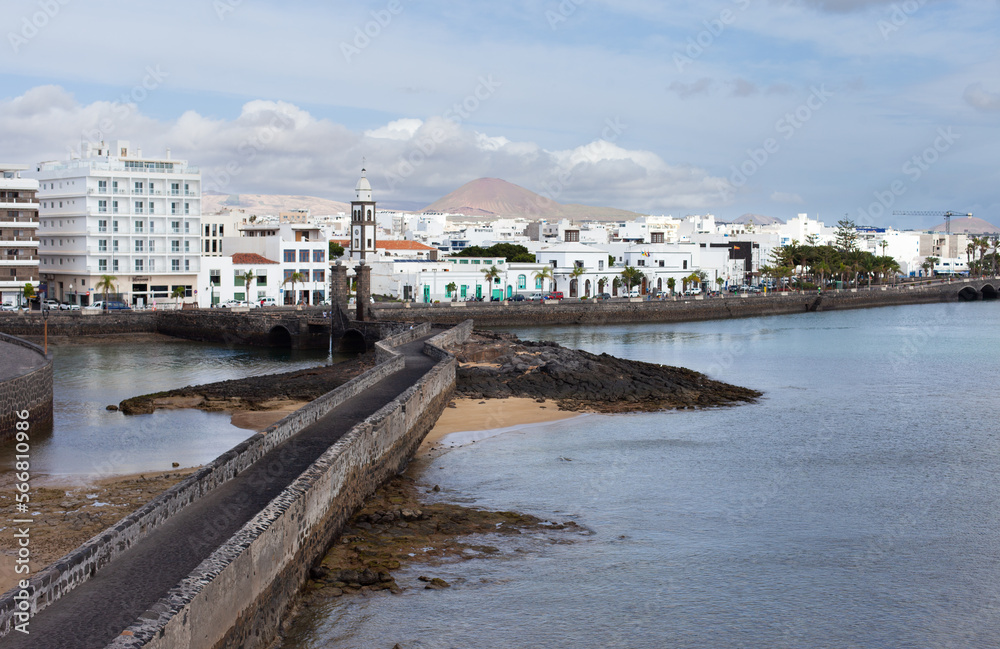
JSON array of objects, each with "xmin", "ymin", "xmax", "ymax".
[
  {"xmin": 929, "ymin": 216, "xmax": 1000, "ymax": 234},
  {"xmin": 420, "ymin": 178, "xmax": 644, "ymax": 221},
  {"xmin": 726, "ymin": 213, "xmax": 784, "ymax": 226}
]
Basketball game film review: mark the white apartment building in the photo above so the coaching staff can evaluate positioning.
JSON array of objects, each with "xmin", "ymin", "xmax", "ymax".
[
  {"xmin": 220, "ymin": 223, "xmax": 328, "ymax": 305},
  {"xmin": 37, "ymin": 141, "xmax": 201, "ymax": 307},
  {"xmin": 201, "ymin": 208, "xmax": 245, "ymax": 257},
  {"xmin": 0, "ymin": 164, "xmax": 39, "ymax": 306}
]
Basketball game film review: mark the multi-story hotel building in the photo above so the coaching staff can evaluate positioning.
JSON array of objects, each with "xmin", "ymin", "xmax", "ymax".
[
  {"xmin": 0, "ymin": 164, "xmax": 40, "ymax": 306},
  {"xmin": 37, "ymin": 141, "xmax": 202, "ymax": 307}
]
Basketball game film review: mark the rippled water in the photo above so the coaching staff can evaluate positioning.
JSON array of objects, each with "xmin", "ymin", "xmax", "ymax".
[
  {"xmin": 281, "ymin": 302, "xmax": 1000, "ymax": 649},
  {"xmin": 0, "ymin": 338, "xmax": 334, "ymax": 476}
]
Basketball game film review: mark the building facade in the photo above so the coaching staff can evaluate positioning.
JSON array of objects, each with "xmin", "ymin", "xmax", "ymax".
[
  {"xmin": 36, "ymin": 140, "xmax": 201, "ymax": 306},
  {"xmin": 0, "ymin": 164, "xmax": 39, "ymax": 306}
]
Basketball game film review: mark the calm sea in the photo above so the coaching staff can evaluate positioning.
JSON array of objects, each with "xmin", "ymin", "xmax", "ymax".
[
  {"xmin": 280, "ymin": 301, "xmax": 1000, "ymax": 649},
  {"xmin": 0, "ymin": 338, "xmax": 332, "ymax": 476}
]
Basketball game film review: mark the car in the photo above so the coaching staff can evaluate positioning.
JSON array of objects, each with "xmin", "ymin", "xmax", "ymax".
[
  {"xmin": 544, "ymin": 291, "xmax": 564, "ymax": 300},
  {"xmin": 88, "ymin": 300, "xmax": 131, "ymax": 311},
  {"xmin": 596, "ymin": 293, "xmax": 612, "ymax": 300},
  {"xmin": 528, "ymin": 293, "xmax": 543, "ymax": 301},
  {"xmin": 0, "ymin": 302, "xmax": 19, "ymax": 311},
  {"xmin": 683, "ymin": 288, "xmax": 702, "ymax": 296},
  {"xmin": 510, "ymin": 294, "xmax": 526, "ymax": 301},
  {"xmin": 42, "ymin": 299, "xmax": 59, "ymax": 310},
  {"xmin": 258, "ymin": 297, "xmax": 278, "ymax": 307},
  {"xmin": 222, "ymin": 300, "xmax": 245, "ymax": 308}
]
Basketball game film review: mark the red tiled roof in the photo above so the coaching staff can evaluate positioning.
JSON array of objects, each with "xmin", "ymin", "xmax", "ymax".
[
  {"xmin": 231, "ymin": 253, "xmax": 279, "ymax": 265},
  {"xmin": 330, "ymin": 239, "xmax": 435, "ymax": 251}
]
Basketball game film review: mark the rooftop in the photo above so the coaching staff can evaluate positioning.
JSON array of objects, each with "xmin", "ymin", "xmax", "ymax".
[{"xmin": 231, "ymin": 253, "xmax": 279, "ymax": 265}]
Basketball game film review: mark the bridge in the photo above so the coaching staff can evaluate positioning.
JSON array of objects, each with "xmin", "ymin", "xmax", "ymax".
[{"xmin": 0, "ymin": 321, "xmax": 472, "ymax": 649}]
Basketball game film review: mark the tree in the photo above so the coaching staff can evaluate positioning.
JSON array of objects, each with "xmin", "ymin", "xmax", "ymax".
[
  {"xmin": 284, "ymin": 271, "xmax": 306, "ymax": 304},
  {"xmin": 570, "ymin": 265, "xmax": 586, "ymax": 297},
  {"xmin": 329, "ymin": 241, "xmax": 345, "ymax": 259},
  {"xmin": 241, "ymin": 270, "xmax": 255, "ymax": 293},
  {"xmin": 533, "ymin": 266, "xmax": 553, "ymax": 292},
  {"xmin": 835, "ymin": 218, "xmax": 859, "ymax": 253},
  {"xmin": 715, "ymin": 277, "xmax": 724, "ymax": 293},
  {"xmin": 923, "ymin": 256, "xmax": 939, "ymax": 278},
  {"xmin": 22, "ymin": 283, "xmax": 34, "ymax": 308},
  {"xmin": 96, "ymin": 275, "xmax": 117, "ymax": 310},
  {"xmin": 608, "ymin": 254, "xmax": 616, "ymax": 268},
  {"xmin": 620, "ymin": 266, "xmax": 643, "ymax": 293},
  {"xmin": 455, "ymin": 243, "xmax": 534, "ymax": 263},
  {"xmin": 446, "ymin": 282, "xmax": 458, "ymax": 301},
  {"xmin": 666, "ymin": 277, "xmax": 676, "ymax": 295},
  {"xmin": 172, "ymin": 286, "xmax": 186, "ymax": 309},
  {"xmin": 481, "ymin": 265, "xmax": 502, "ymax": 298}
]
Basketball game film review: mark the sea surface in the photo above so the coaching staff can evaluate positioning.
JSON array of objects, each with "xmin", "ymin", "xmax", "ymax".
[
  {"xmin": 280, "ymin": 301, "xmax": 1000, "ymax": 649},
  {"xmin": 0, "ymin": 338, "xmax": 332, "ymax": 476}
]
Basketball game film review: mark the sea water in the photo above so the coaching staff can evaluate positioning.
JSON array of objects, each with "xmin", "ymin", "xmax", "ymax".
[{"xmin": 281, "ymin": 301, "xmax": 1000, "ymax": 649}]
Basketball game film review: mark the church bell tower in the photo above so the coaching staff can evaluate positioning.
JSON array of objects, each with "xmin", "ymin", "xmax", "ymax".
[{"xmin": 350, "ymin": 168, "xmax": 377, "ymax": 260}]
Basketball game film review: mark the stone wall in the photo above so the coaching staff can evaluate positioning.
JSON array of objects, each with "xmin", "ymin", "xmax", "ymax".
[
  {"xmin": 0, "ymin": 336, "xmax": 407, "ymax": 638},
  {"xmin": 0, "ymin": 334, "xmax": 52, "ymax": 443},
  {"xmin": 0, "ymin": 311, "xmax": 157, "ymax": 338},
  {"xmin": 109, "ymin": 323, "xmax": 471, "ymax": 649},
  {"xmin": 368, "ymin": 283, "xmax": 965, "ymax": 328}
]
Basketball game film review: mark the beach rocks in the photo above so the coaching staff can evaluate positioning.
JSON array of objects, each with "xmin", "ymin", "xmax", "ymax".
[{"xmin": 453, "ymin": 330, "xmax": 761, "ymax": 412}]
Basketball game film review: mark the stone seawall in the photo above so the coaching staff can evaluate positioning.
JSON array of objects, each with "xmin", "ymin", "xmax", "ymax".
[
  {"xmin": 0, "ymin": 334, "xmax": 409, "ymax": 638},
  {"xmin": 108, "ymin": 324, "xmax": 469, "ymax": 649},
  {"xmin": 0, "ymin": 334, "xmax": 53, "ymax": 443},
  {"xmin": 0, "ymin": 311, "xmax": 157, "ymax": 338},
  {"xmin": 369, "ymin": 283, "xmax": 962, "ymax": 327}
]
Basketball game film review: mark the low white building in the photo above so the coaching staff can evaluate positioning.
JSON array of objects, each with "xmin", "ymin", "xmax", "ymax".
[
  {"xmin": 220, "ymin": 223, "xmax": 328, "ymax": 305},
  {"xmin": 197, "ymin": 252, "xmax": 282, "ymax": 307}
]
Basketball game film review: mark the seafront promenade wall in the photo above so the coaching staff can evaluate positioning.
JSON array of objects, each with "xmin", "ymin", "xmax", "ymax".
[
  {"xmin": 109, "ymin": 322, "xmax": 468, "ymax": 649},
  {"xmin": 0, "ymin": 323, "xmax": 433, "ymax": 638},
  {"xmin": 0, "ymin": 334, "xmax": 52, "ymax": 443},
  {"xmin": 368, "ymin": 281, "xmax": 965, "ymax": 327}
]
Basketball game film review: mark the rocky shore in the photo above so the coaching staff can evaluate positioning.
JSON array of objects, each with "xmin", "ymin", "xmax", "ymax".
[{"xmin": 452, "ymin": 330, "xmax": 761, "ymax": 412}]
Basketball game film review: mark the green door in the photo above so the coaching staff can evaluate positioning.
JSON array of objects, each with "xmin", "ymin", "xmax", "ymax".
[{"xmin": 424, "ymin": 285, "xmax": 431, "ymax": 303}]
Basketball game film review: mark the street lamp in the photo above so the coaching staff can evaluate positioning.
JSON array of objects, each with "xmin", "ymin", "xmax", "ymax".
[{"xmin": 69, "ymin": 283, "xmax": 74, "ymax": 307}]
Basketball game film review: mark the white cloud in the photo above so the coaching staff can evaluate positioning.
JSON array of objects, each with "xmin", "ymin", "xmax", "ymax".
[
  {"xmin": 963, "ymin": 82, "xmax": 1000, "ymax": 113},
  {"xmin": 1, "ymin": 86, "xmax": 730, "ymax": 213},
  {"xmin": 770, "ymin": 191, "xmax": 804, "ymax": 204}
]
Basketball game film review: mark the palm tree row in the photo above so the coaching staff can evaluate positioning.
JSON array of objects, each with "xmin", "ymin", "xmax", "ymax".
[
  {"xmin": 762, "ymin": 242, "xmax": 901, "ymax": 288},
  {"xmin": 966, "ymin": 235, "xmax": 1000, "ymax": 277}
]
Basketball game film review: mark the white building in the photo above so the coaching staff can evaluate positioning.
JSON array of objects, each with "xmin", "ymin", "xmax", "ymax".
[
  {"xmin": 197, "ymin": 252, "xmax": 283, "ymax": 307},
  {"xmin": 220, "ymin": 223, "xmax": 328, "ymax": 305},
  {"xmin": 37, "ymin": 141, "xmax": 201, "ymax": 307},
  {"xmin": 0, "ymin": 164, "xmax": 39, "ymax": 306},
  {"xmin": 201, "ymin": 208, "xmax": 245, "ymax": 257}
]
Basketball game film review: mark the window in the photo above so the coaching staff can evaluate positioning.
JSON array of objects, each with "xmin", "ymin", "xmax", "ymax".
[
  {"xmin": 112, "ymin": 259, "xmax": 119, "ymax": 272},
  {"xmin": 112, "ymin": 201, "xmax": 119, "ymax": 214},
  {"xmin": 171, "ymin": 221, "xmax": 180, "ymax": 233},
  {"xmin": 256, "ymin": 271, "xmax": 267, "ymax": 286},
  {"xmin": 98, "ymin": 200, "xmax": 107, "ymax": 213},
  {"xmin": 171, "ymin": 259, "xmax": 180, "ymax": 271},
  {"xmin": 148, "ymin": 203, "xmax": 154, "ymax": 215},
  {"xmin": 171, "ymin": 183, "xmax": 179, "ymax": 196},
  {"xmin": 299, "ymin": 250, "xmax": 309, "ymax": 262},
  {"xmin": 205, "ymin": 241, "xmax": 210, "ymax": 253},
  {"xmin": 98, "ymin": 240, "xmax": 107, "ymax": 252},
  {"xmin": 184, "ymin": 221, "xmax": 190, "ymax": 234},
  {"xmin": 283, "ymin": 269, "xmax": 295, "ymax": 281},
  {"xmin": 212, "ymin": 224, "xmax": 217, "ymax": 237},
  {"xmin": 134, "ymin": 181, "xmax": 143, "ymax": 193},
  {"xmin": 184, "ymin": 241, "xmax": 190, "ymax": 253},
  {"xmin": 234, "ymin": 271, "xmax": 245, "ymax": 287},
  {"xmin": 659, "ymin": 260, "xmax": 664, "ymax": 267},
  {"xmin": 184, "ymin": 259, "xmax": 190, "ymax": 271},
  {"xmin": 171, "ymin": 241, "xmax": 180, "ymax": 253},
  {"xmin": 184, "ymin": 203, "xmax": 190, "ymax": 215},
  {"xmin": 598, "ymin": 260, "xmax": 604, "ymax": 270},
  {"xmin": 517, "ymin": 274, "xmax": 526, "ymax": 289},
  {"xmin": 638, "ymin": 259, "xmax": 645, "ymax": 267},
  {"xmin": 135, "ymin": 240, "xmax": 144, "ymax": 252},
  {"xmin": 313, "ymin": 269, "xmax": 325, "ymax": 283},
  {"xmin": 98, "ymin": 219, "xmax": 108, "ymax": 232},
  {"xmin": 135, "ymin": 259, "xmax": 144, "ymax": 272},
  {"xmin": 536, "ymin": 277, "xmax": 543, "ymax": 289},
  {"xmin": 211, "ymin": 240, "xmax": 217, "ymax": 253},
  {"xmin": 98, "ymin": 180, "xmax": 107, "ymax": 192},
  {"xmin": 683, "ymin": 260, "xmax": 688, "ymax": 270},
  {"xmin": 98, "ymin": 259, "xmax": 107, "ymax": 272},
  {"xmin": 112, "ymin": 240, "xmax": 119, "ymax": 252},
  {"xmin": 284, "ymin": 250, "xmax": 295, "ymax": 263},
  {"xmin": 113, "ymin": 220, "xmax": 119, "ymax": 232},
  {"xmin": 135, "ymin": 202, "xmax": 143, "ymax": 214},
  {"xmin": 204, "ymin": 224, "xmax": 210, "ymax": 237},
  {"xmin": 210, "ymin": 270, "xmax": 221, "ymax": 286},
  {"xmin": 149, "ymin": 240, "xmax": 156, "ymax": 253}
]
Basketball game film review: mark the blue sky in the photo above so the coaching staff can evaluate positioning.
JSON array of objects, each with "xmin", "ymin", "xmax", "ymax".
[{"xmin": 1, "ymin": 0, "xmax": 998, "ymax": 228}]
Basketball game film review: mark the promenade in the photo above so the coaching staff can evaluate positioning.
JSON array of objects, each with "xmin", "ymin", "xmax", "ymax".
[
  {"xmin": 0, "ymin": 341, "xmax": 46, "ymax": 382},
  {"xmin": 3, "ymin": 334, "xmax": 440, "ymax": 649}
]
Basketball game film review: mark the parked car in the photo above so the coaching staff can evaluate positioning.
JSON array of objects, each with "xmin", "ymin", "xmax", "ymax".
[
  {"xmin": 60, "ymin": 302, "xmax": 80, "ymax": 310},
  {"xmin": 222, "ymin": 300, "xmax": 250, "ymax": 308},
  {"xmin": 528, "ymin": 293, "xmax": 543, "ymax": 301},
  {"xmin": 258, "ymin": 297, "xmax": 278, "ymax": 307},
  {"xmin": 0, "ymin": 302, "xmax": 19, "ymax": 311},
  {"xmin": 683, "ymin": 288, "xmax": 701, "ymax": 296},
  {"xmin": 88, "ymin": 300, "xmax": 131, "ymax": 311},
  {"xmin": 596, "ymin": 293, "xmax": 612, "ymax": 300},
  {"xmin": 544, "ymin": 291, "xmax": 564, "ymax": 300},
  {"xmin": 510, "ymin": 294, "xmax": 526, "ymax": 301},
  {"xmin": 42, "ymin": 299, "xmax": 59, "ymax": 310}
]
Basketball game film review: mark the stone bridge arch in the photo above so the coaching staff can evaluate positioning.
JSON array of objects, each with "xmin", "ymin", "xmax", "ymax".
[
  {"xmin": 339, "ymin": 328, "xmax": 368, "ymax": 353},
  {"xmin": 268, "ymin": 325, "xmax": 293, "ymax": 347},
  {"xmin": 981, "ymin": 284, "xmax": 998, "ymax": 300}
]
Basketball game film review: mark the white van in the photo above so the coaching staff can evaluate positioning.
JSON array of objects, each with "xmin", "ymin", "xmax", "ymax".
[{"xmin": 258, "ymin": 297, "xmax": 278, "ymax": 307}]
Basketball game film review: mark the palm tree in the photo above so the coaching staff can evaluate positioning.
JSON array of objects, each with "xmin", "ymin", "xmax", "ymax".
[
  {"xmin": 533, "ymin": 266, "xmax": 554, "ymax": 293},
  {"xmin": 620, "ymin": 266, "xmax": 644, "ymax": 294},
  {"xmin": 570, "ymin": 265, "xmax": 586, "ymax": 297},
  {"xmin": 666, "ymin": 277, "xmax": 676, "ymax": 296},
  {"xmin": 481, "ymin": 265, "xmax": 502, "ymax": 299},
  {"xmin": 171, "ymin": 285, "xmax": 186, "ymax": 309},
  {"xmin": 923, "ymin": 256, "xmax": 940, "ymax": 279},
  {"xmin": 284, "ymin": 271, "xmax": 306, "ymax": 305},
  {"xmin": 96, "ymin": 274, "xmax": 117, "ymax": 310},
  {"xmin": 241, "ymin": 270, "xmax": 255, "ymax": 295},
  {"xmin": 597, "ymin": 276, "xmax": 609, "ymax": 294},
  {"xmin": 977, "ymin": 236, "xmax": 990, "ymax": 277},
  {"xmin": 446, "ymin": 281, "xmax": 458, "ymax": 302}
]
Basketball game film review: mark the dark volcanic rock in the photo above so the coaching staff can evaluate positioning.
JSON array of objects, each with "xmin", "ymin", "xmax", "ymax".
[{"xmin": 453, "ymin": 330, "xmax": 760, "ymax": 413}]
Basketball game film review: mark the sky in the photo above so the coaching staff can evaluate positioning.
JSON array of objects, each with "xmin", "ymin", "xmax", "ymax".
[{"xmin": 1, "ymin": 0, "xmax": 998, "ymax": 228}]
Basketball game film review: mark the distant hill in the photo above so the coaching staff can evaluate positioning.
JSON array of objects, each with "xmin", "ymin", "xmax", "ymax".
[
  {"xmin": 420, "ymin": 178, "xmax": 645, "ymax": 221},
  {"xmin": 930, "ymin": 216, "xmax": 1000, "ymax": 234},
  {"xmin": 726, "ymin": 213, "xmax": 784, "ymax": 226},
  {"xmin": 202, "ymin": 194, "xmax": 350, "ymax": 216}
]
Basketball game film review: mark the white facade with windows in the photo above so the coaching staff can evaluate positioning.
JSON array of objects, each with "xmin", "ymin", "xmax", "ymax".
[
  {"xmin": 220, "ymin": 223, "xmax": 328, "ymax": 305},
  {"xmin": 36, "ymin": 140, "xmax": 201, "ymax": 306},
  {"xmin": 0, "ymin": 164, "xmax": 39, "ymax": 305}
]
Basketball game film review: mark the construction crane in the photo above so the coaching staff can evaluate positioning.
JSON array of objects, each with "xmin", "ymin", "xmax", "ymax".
[{"xmin": 892, "ymin": 210, "xmax": 973, "ymax": 235}]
